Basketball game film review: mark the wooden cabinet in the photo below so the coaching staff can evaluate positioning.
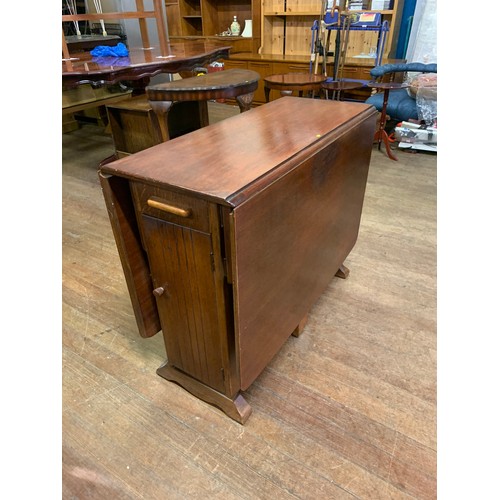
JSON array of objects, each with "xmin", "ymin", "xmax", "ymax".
[
  {"xmin": 260, "ymin": 0, "xmax": 403, "ymax": 58},
  {"xmin": 100, "ymin": 96, "xmax": 377, "ymax": 423},
  {"xmin": 224, "ymin": 58, "xmax": 273, "ymax": 102},
  {"xmin": 223, "ymin": 56, "xmax": 310, "ymax": 103},
  {"xmin": 166, "ymin": 0, "xmax": 261, "ymax": 53},
  {"xmin": 222, "ymin": 53, "xmax": 402, "ymax": 103}
]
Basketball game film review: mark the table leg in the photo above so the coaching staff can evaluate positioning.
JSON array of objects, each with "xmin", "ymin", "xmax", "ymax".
[
  {"xmin": 236, "ymin": 92, "xmax": 255, "ymax": 112},
  {"xmin": 264, "ymin": 86, "xmax": 271, "ymax": 103},
  {"xmin": 291, "ymin": 314, "xmax": 308, "ymax": 338},
  {"xmin": 335, "ymin": 263, "xmax": 350, "ymax": 279},
  {"xmin": 149, "ymin": 100, "xmax": 173, "ymax": 142}
]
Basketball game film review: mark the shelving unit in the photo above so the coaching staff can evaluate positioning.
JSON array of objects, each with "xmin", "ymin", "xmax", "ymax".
[
  {"xmin": 166, "ymin": 0, "xmax": 261, "ymax": 53},
  {"xmin": 260, "ymin": 0, "xmax": 402, "ymax": 58}
]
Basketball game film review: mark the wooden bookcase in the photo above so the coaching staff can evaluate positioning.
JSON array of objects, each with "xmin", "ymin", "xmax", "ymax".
[
  {"xmin": 260, "ymin": 0, "xmax": 402, "ymax": 58},
  {"xmin": 166, "ymin": 0, "xmax": 261, "ymax": 53}
]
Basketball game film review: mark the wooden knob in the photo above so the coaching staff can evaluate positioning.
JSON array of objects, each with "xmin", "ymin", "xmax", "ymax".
[{"xmin": 153, "ymin": 287, "xmax": 165, "ymax": 297}]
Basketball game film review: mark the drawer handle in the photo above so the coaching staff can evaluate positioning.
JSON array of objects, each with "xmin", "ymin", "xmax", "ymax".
[{"xmin": 147, "ymin": 198, "xmax": 192, "ymax": 218}]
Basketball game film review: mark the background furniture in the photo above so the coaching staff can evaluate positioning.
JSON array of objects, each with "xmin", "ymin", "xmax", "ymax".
[
  {"xmin": 146, "ymin": 68, "xmax": 260, "ymax": 140},
  {"xmin": 62, "ymin": 41, "xmax": 232, "ymax": 89},
  {"xmin": 166, "ymin": 0, "xmax": 261, "ymax": 53},
  {"xmin": 365, "ymin": 62, "xmax": 437, "ymax": 122},
  {"xmin": 62, "ymin": 84, "xmax": 132, "ymax": 132},
  {"xmin": 106, "ymin": 96, "xmax": 184, "ymax": 157},
  {"xmin": 165, "ymin": 0, "xmax": 403, "ymax": 60},
  {"xmin": 368, "ymin": 80, "xmax": 408, "ymax": 161},
  {"xmin": 62, "ymin": 0, "xmax": 233, "ymax": 91},
  {"xmin": 104, "ymin": 69, "xmax": 259, "ymax": 162},
  {"xmin": 261, "ymin": 0, "xmax": 403, "ymax": 59},
  {"xmin": 322, "ymin": 79, "xmax": 365, "ymax": 100},
  {"xmin": 263, "ymin": 73, "xmax": 326, "ymax": 101},
  {"xmin": 99, "ymin": 96, "xmax": 377, "ymax": 423},
  {"xmin": 223, "ymin": 53, "xmax": 404, "ymax": 103},
  {"xmin": 62, "ymin": 0, "xmax": 170, "ymax": 68}
]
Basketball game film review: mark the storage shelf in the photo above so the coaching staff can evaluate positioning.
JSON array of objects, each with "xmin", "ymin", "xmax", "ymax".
[
  {"xmin": 260, "ymin": 0, "xmax": 402, "ymax": 58},
  {"xmin": 263, "ymin": 9, "xmax": 392, "ymax": 15},
  {"xmin": 167, "ymin": 0, "xmax": 260, "ymax": 52},
  {"xmin": 263, "ymin": 11, "xmax": 319, "ymax": 16}
]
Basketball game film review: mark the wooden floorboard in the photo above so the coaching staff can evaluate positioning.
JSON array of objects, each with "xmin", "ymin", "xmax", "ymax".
[{"xmin": 62, "ymin": 102, "xmax": 437, "ymax": 499}]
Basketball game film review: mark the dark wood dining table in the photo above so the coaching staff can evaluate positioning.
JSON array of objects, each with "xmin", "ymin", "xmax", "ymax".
[{"xmin": 62, "ymin": 41, "xmax": 232, "ymax": 89}]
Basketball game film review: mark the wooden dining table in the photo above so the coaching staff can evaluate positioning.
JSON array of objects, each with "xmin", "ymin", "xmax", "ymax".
[{"xmin": 62, "ymin": 41, "xmax": 232, "ymax": 89}]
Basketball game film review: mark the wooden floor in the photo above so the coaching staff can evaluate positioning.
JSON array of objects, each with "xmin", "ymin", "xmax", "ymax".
[{"xmin": 62, "ymin": 102, "xmax": 437, "ymax": 499}]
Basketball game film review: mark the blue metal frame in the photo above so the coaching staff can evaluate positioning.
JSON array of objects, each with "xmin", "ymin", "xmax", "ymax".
[{"xmin": 310, "ymin": 11, "xmax": 390, "ymax": 76}]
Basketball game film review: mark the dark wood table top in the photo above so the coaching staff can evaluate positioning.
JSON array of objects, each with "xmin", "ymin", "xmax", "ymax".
[
  {"xmin": 146, "ymin": 69, "xmax": 260, "ymax": 101},
  {"xmin": 101, "ymin": 96, "xmax": 375, "ymax": 206},
  {"xmin": 264, "ymin": 73, "xmax": 327, "ymax": 86},
  {"xmin": 62, "ymin": 41, "xmax": 232, "ymax": 88}
]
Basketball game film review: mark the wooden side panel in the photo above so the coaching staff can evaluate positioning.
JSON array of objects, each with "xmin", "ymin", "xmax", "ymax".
[
  {"xmin": 232, "ymin": 116, "xmax": 375, "ymax": 390},
  {"xmin": 166, "ymin": 3, "xmax": 182, "ymax": 37},
  {"xmin": 284, "ymin": 15, "xmax": 316, "ymax": 57},
  {"xmin": 263, "ymin": 15, "xmax": 285, "ymax": 55},
  {"xmin": 99, "ymin": 173, "xmax": 161, "ymax": 338},
  {"xmin": 140, "ymin": 215, "xmax": 226, "ymax": 393}
]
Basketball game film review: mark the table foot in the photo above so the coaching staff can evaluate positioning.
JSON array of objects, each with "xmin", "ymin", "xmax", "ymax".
[
  {"xmin": 236, "ymin": 92, "xmax": 255, "ymax": 112},
  {"xmin": 157, "ymin": 362, "xmax": 252, "ymax": 424},
  {"xmin": 291, "ymin": 314, "xmax": 308, "ymax": 337},
  {"xmin": 335, "ymin": 264, "xmax": 350, "ymax": 279},
  {"xmin": 374, "ymin": 129, "xmax": 398, "ymax": 161}
]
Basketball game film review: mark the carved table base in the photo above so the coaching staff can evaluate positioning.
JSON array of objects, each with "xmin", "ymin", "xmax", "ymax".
[{"xmin": 157, "ymin": 362, "xmax": 252, "ymax": 424}]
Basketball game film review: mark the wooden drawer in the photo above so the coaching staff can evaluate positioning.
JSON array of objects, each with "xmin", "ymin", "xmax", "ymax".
[
  {"xmin": 130, "ymin": 182, "xmax": 211, "ymax": 233},
  {"xmin": 271, "ymin": 62, "xmax": 309, "ymax": 74},
  {"xmin": 358, "ymin": 67, "xmax": 373, "ymax": 80},
  {"xmin": 340, "ymin": 66, "xmax": 360, "ymax": 79},
  {"xmin": 222, "ymin": 59, "xmax": 248, "ymax": 70}
]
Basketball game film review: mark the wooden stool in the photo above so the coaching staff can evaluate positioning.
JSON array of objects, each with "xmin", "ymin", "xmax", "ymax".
[
  {"xmin": 146, "ymin": 69, "xmax": 260, "ymax": 141},
  {"xmin": 263, "ymin": 73, "xmax": 327, "ymax": 102}
]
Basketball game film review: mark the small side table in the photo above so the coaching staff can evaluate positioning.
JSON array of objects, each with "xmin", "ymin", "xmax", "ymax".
[
  {"xmin": 367, "ymin": 81, "xmax": 409, "ymax": 161},
  {"xmin": 263, "ymin": 73, "xmax": 327, "ymax": 102},
  {"xmin": 321, "ymin": 80, "xmax": 366, "ymax": 101}
]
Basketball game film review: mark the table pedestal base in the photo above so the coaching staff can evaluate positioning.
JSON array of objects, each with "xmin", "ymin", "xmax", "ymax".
[
  {"xmin": 374, "ymin": 127, "xmax": 398, "ymax": 161},
  {"xmin": 368, "ymin": 83, "xmax": 410, "ymax": 162},
  {"xmin": 157, "ymin": 362, "xmax": 252, "ymax": 424}
]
